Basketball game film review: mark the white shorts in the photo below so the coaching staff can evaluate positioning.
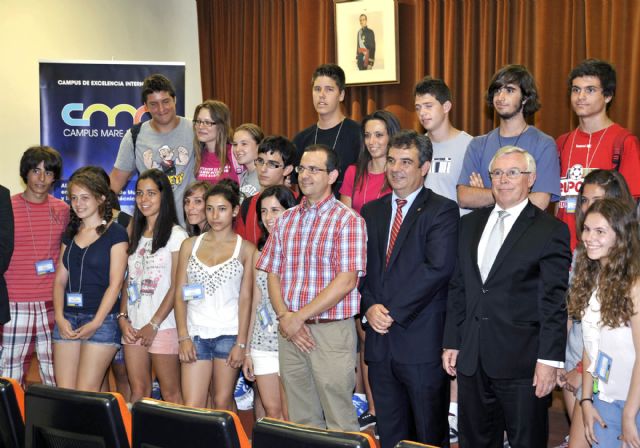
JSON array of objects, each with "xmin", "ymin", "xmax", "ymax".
[{"xmin": 251, "ymin": 348, "xmax": 279, "ymax": 376}]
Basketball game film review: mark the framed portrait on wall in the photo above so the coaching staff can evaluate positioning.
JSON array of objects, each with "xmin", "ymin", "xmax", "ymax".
[{"xmin": 334, "ymin": 0, "xmax": 399, "ymax": 86}]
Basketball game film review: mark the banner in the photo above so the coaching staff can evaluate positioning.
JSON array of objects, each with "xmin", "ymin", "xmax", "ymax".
[{"xmin": 39, "ymin": 60, "xmax": 186, "ymax": 213}]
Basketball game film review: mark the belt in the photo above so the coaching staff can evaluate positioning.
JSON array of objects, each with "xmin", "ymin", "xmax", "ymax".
[{"xmin": 304, "ymin": 316, "xmax": 350, "ymax": 325}]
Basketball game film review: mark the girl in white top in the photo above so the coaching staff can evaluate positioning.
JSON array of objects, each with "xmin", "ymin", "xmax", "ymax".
[
  {"xmin": 242, "ymin": 185, "xmax": 297, "ymax": 419},
  {"xmin": 120, "ymin": 169, "xmax": 186, "ymax": 404},
  {"xmin": 568, "ymin": 198, "xmax": 640, "ymax": 447},
  {"xmin": 174, "ymin": 179, "xmax": 254, "ymax": 409}
]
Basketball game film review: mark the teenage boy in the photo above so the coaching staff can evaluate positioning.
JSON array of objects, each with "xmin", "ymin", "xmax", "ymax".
[
  {"xmin": 1, "ymin": 146, "xmax": 69, "ymax": 385},
  {"xmin": 457, "ymin": 65, "xmax": 560, "ymax": 211},
  {"xmin": 236, "ymin": 135, "xmax": 296, "ymax": 244},
  {"xmin": 556, "ymin": 59, "xmax": 640, "ymax": 249},
  {"xmin": 292, "ymin": 64, "xmax": 361, "ymax": 195},
  {"xmin": 415, "ymin": 76, "xmax": 473, "ymax": 216},
  {"xmin": 110, "ymin": 73, "xmax": 195, "ymax": 225}
]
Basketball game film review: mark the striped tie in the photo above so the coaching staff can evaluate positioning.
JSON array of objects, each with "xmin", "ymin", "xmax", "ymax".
[{"xmin": 386, "ymin": 199, "xmax": 407, "ymax": 266}]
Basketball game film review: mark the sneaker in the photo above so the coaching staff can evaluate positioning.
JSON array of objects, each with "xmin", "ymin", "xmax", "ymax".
[
  {"xmin": 234, "ymin": 373, "xmax": 254, "ymax": 411},
  {"xmin": 352, "ymin": 394, "xmax": 368, "ymax": 417},
  {"xmin": 358, "ymin": 411, "xmax": 377, "ymax": 430},
  {"xmin": 448, "ymin": 412, "xmax": 458, "ymax": 444}
]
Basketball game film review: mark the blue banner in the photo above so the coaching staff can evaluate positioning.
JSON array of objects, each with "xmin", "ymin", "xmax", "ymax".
[{"xmin": 39, "ymin": 60, "xmax": 186, "ymax": 213}]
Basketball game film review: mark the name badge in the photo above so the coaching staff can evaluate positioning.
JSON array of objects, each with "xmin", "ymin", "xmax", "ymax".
[
  {"xmin": 594, "ymin": 351, "xmax": 612, "ymax": 383},
  {"xmin": 258, "ymin": 303, "xmax": 274, "ymax": 330},
  {"xmin": 35, "ymin": 259, "xmax": 56, "ymax": 275},
  {"xmin": 128, "ymin": 283, "xmax": 141, "ymax": 305},
  {"xmin": 565, "ymin": 196, "xmax": 577, "ymax": 214},
  {"xmin": 182, "ymin": 284, "xmax": 205, "ymax": 301},
  {"xmin": 66, "ymin": 292, "xmax": 83, "ymax": 307}
]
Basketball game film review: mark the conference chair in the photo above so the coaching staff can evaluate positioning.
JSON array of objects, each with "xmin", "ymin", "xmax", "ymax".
[
  {"xmin": 0, "ymin": 377, "xmax": 25, "ymax": 448},
  {"xmin": 394, "ymin": 441, "xmax": 440, "ymax": 448},
  {"xmin": 24, "ymin": 384, "xmax": 131, "ymax": 448},
  {"xmin": 252, "ymin": 417, "xmax": 377, "ymax": 448},
  {"xmin": 131, "ymin": 398, "xmax": 250, "ymax": 448}
]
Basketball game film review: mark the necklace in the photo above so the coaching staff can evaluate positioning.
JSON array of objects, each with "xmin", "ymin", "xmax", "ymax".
[
  {"xmin": 21, "ymin": 195, "xmax": 53, "ymax": 261},
  {"xmin": 566, "ymin": 125, "xmax": 611, "ymax": 170},
  {"xmin": 314, "ymin": 119, "xmax": 345, "ymax": 151},
  {"xmin": 497, "ymin": 123, "xmax": 528, "ymax": 148}
]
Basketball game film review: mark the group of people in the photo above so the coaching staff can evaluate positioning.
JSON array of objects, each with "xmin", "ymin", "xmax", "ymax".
[{"xmin": 1, "ymin": 58, "xmax": 639, "ymax": 448}]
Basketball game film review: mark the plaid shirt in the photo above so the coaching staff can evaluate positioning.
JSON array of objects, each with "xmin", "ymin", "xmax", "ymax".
[{"xmin": 256, "ymin": 194, "xmax": 367, "ymax": 320}]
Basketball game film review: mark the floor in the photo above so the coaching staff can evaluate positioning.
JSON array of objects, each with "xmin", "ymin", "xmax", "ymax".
[{"xmin": 26, "ymin": 360, "xmax": 570, "ymax": 447}]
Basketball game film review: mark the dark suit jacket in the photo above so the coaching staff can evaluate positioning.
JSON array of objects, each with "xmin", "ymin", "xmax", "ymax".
[
  {"xmin": 443, "ymin": 201, "xmax": 571, "ymax": 379},
  {"xmin": 360, "ymin": 188, "xmax": 458, "ymax": 364},
  {"xmin": 0, "ymin": 185, "xmax": 14, "ymax": 324},
  {"xmin": 356, "ymin": 27, "xmax": 376, "ymax": 63}
]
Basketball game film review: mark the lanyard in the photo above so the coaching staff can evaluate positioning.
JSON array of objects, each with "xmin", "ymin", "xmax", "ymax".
[
  {"xmin": 21, "ymin": 195, "xmax": 53, "ymax": 260},
  {"xmin": 66, "ymin": 239, "xmax": 89, "ymax": 294}
]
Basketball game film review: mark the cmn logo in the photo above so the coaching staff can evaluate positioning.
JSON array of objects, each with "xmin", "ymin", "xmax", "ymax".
[{"xmin": 61, "ymin": 103, "xmax": 148, "ymax": 126}]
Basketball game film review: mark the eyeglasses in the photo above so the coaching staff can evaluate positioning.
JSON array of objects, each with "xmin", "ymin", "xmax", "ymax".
[
  {"xmin": 570, "ymin": 86, "xmax": 603, "ymax": 96},
  {"xmin": 193, "ymin": 119, "xmax": 216, "ymax": 128},
  {"xmin": 488, "ymin": 168, "xmax": 531, "ymax": 179},
  {"xmin": 255, "ymin": 158, "xmax": 284, "ymax": 170},
  {"xmin": 295, "ymin": 165, "xmax": 331, "ymax": 175}
]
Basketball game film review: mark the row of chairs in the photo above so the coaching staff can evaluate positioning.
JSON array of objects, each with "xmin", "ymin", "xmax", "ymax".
[{"xmin": 0, "ymin": 377, "xmax": 436, "ymax": 448}]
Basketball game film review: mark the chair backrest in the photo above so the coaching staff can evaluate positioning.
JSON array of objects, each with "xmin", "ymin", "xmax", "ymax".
[
  {"xmin": 24, "ymin": 384, "xmax": 131, "ymax": 448},
  {"xmin": 0, "ymin": 377, "xmax": 25, "ymax": 448},
  {"xmin": 252, "ymin": 417, "xmax": 377, "ymax": 448},
  {"xmin": 131, "ymin": 398, "xmax": 250, "ymax": 448},
  {"xmin": 394, "ymin": 441, "xmax": 440, "ymax": 448}
]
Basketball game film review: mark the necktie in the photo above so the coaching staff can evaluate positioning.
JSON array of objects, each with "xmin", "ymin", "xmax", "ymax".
[
  {"xmin": 480, "ymin": 210, "xmax": 509, "ymax": 282},
  {"xmin": 386, "ymin": 199, "xmax": 407, "ymax": 266}
]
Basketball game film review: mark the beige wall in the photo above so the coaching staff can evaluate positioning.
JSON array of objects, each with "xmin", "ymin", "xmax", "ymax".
[{"xmin": 0, "ymin": 0, "xmax": 201, "ymax": 193}]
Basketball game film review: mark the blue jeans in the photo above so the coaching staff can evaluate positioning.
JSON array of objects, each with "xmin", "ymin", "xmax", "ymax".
[
  {"xmin": 52, "ymin": 312, "xmax": 121, "ymax": 347},
  {"xmin": 594, "ymin": 394, "xmax": 640, "ymax": 447},
  {"xmin": 192, "ymin": 335, "xmax": 236, "ymax": 360}
]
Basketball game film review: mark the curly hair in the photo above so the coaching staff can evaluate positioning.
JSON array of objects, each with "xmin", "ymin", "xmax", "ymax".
[
  {"xmin": 568, "ymin": 198, "xmax": 640, "ymax": 327},
  {"xmin": 65, "ymin": 170, "xmax": 113, "ymax": 239}
]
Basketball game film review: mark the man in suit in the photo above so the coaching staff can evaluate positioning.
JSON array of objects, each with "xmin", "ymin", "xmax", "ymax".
[
  {"xmin": 356, "ymin": 14, "xmax": 376, "ymax": 70},
  {"xmin": 0, "ymin": 184, "xmax": 14, "ymax": 325},
  {"xmin": 443, "ymin": 146, "xmax": 571, "ymax": 447},
  {"xmin": 360, "ymin": 130, "xmax": 459, "ymax": 448}
]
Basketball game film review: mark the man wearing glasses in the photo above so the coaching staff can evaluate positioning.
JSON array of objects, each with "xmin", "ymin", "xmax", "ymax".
[
  {"xmin": 457, "ymin": 65, "xmax": 560, "ymax": 211},
  {"xmin": 236, "ymin": 135, "xmax": 297, "ymax": 244},
  {"xmin": 556, "ymin": 59, "xmax": 640, "ymax": 250},
  {"xmin": 257, "ymin": 144, "xmax": 367, "ymax": 431},
  {"xmin": 110, "ymin": 74, "xmax": 195, "ymax": 225},
  {"xmin": 443, "ymin": 146, "xmax": 571, "ymax": 448}
]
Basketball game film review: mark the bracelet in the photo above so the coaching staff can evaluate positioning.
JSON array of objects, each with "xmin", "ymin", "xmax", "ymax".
[
  {"xmin": 580, "ymin": 397, "xmax": 594, "ymax": 406},
  {"xmin": 149, "ymin": 320, "xmax": 160, "ymax": 331},
  {"xmin": 178, "ymin": 335, "xmax": 191, "ymax": 342},
  {"xmin": 116, "ymin": 312, "xmax": 129, "ymax": 321}
]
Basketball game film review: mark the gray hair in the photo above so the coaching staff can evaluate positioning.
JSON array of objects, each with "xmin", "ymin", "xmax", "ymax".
[{"xmin": 489, "ymin": 146, "xmax": 536, "ymax": 173}]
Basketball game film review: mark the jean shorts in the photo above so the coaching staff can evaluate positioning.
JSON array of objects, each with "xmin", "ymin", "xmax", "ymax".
[
  {"xmin": 192, "ymin": 335, "xmax": 236, "ymax": 361},
  {"xmin": 53, "ymin": 312, "xmax": 121, "ymax": 347}
]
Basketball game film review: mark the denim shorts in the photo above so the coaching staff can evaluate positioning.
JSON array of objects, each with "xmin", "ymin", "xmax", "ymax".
[
  {"xmin": 52, "ymin": 312, "xmax": 121, "ymax": 347},
  {"xmin": 192, "ymin": 335, "xmax": 236, "ymax": 361}
]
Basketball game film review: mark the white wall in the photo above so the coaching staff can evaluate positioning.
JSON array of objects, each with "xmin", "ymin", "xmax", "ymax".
[{"xmin": 0, "ymin": 0, "xmax": 201, "ymax": 193}]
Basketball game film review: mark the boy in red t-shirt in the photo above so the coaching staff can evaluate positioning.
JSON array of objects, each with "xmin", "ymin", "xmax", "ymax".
[{"xmin": 556, "ymin": 59, "xmax": 640, "ymax": 250}]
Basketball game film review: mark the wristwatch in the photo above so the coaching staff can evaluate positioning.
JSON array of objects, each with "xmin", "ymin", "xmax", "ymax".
[
  {"xmin": 236, "ymin": 342, "xmax": 246, "ymax": 349},
  {"xmin": 116, "ymin": 312, "xmax": 129, "ymax": 321}
]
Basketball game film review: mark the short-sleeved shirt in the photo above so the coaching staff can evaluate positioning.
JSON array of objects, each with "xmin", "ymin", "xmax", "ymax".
[
  {"xmin": 292, "ymin": 118, "xmax": 362, "ymax": 194},
  {"xmin": 256, "ymin": 194, "xmax": 367, "ymax": 320},
  {"xmin": 339, "ymin": 165, "xmax": 390, "ymax": 214},
  {"xmin": 126, "ymin": 225, "xmax": 188, "ymax": 330},
  {"xmin": 425, "ymin": 131, "xmax": 473, "ymax": 216},
  {"xmin": 62, "ymin": 223, "xmax": 128, "ymax": 314},
  {"xmin": 113, "ymin": 117, "xmax": 195, "ymax": 226},
  {"xmin": 457, "ymin": 126, "xmax": 561, "ymax": 201},
  {"xmin": 5, "ymin": 194, "xmax": 69, "ymax": 303},
  {"xmin": 556, "ymin": 123, "xmax": 640, "ymax": 250}
]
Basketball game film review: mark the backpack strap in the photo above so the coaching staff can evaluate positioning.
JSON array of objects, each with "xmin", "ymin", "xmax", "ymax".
[
  {"xmin": 611, "ymin": 128, "xmax": 632, "ymax": 171},
  {"xmin": 130, "ymin": 122, "xmax": 143, "ymax": 156}
]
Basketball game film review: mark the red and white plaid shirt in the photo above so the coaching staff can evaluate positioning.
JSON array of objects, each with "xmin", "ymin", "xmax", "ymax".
[{"xmin": 256, "ymin": 194, "xmax": 367, "ymax": 320}]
